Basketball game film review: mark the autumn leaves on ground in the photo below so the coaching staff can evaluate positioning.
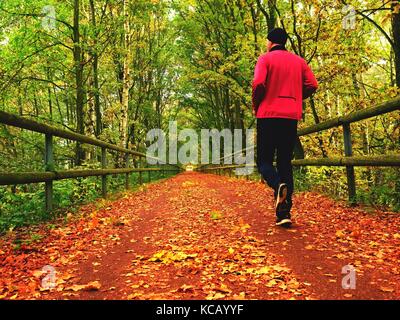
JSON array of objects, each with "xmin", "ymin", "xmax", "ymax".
[{"xmin": 1, "ymin": 172, "xmax": 400, "ymax": 300}]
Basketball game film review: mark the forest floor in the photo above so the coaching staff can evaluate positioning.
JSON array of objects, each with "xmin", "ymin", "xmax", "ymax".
[{"xmin": 1, "ymin": 172, "xmax": 400, "ymax": 300}]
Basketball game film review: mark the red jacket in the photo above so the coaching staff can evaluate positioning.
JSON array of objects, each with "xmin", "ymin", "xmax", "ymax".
[{"xmin": 252, "ymin": 46, "xmax": 318, "ymax": 120}]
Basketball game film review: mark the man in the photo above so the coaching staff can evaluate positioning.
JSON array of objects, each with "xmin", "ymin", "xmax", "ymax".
[{"xmin": 252, "ymin": 27, "xmax": 318, "ymax": 227}]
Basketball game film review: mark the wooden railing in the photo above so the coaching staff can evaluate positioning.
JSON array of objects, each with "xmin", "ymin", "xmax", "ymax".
[
  {"xmin": 0, "ymin": 111, "xmax": 182, "ymax": 213},
  {"xmin": 198, "ymin": 97, "xmax": 400, "ymax": 204}
]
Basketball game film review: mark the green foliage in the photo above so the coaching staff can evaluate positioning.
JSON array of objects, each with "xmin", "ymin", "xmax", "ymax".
[
  {"xmin": 294, "ymin": 167, "xmax": 400, "ymax": 212},
  {"xmin": 0, "ymin": 187, "xmax": 46, "ymax": 232},
  {"xmin": 357, "ymin": 185, "xmax": 400, "ymax": 212},
  {"xmin": 0, "ymin": 0, "xmax": 399, "ymax": 232},
  {"xmin": 355, "ymin": 167, "xmax": 400, "ymax": 212}
]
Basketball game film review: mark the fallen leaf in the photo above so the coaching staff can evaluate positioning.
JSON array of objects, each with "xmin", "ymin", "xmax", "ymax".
[
  {"xmin": 335, "ymin": 230, "xmax": 346, "ymax": 239},
  {"xmin": 67, "ymin": 281, "xmax": 101, "ymax": 292},
  {"xmin": 127, "ymin": 293, "xmax": 142, "ymax": 300},
  {"xmin": 380, "ymin": 286, "xmax": 394, "ymax": 293},
  {"xmin": 206, "ymin": 292, "xmax": 225, "ymax": 300},
  {"xmin": 179, "ymin": 284, "xmax": 194, "ymax": 292}
]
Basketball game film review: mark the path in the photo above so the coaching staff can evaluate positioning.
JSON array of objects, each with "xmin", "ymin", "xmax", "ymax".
[{"xmin": 1, "ymin": 172, "xmax": 399, "ymax": 300}]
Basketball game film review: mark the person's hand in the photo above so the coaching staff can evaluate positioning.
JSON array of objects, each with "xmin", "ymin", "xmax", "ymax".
[{"xmin": 252, "ymin": 109, "xmax": 256, "ymax": 117}]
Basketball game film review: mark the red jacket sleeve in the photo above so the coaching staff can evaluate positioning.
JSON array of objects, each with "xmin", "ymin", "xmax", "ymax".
[
  {"xmin": 252, "ymin": 55, "xmax": 268, "ymax": 112},
  {"xmin": 302, "ymin": 60, "xmax": 318, "ymax": 100}
]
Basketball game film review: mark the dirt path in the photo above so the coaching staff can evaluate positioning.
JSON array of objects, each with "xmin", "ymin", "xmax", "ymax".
[{"xmin": 1, "ymin": 172, "xmax": 399, "ymax": 300}]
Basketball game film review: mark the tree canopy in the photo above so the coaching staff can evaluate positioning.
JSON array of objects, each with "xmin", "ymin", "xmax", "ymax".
[{"xmin": 0, "ymin": 0, "xmax": 399, "ymax": 227}]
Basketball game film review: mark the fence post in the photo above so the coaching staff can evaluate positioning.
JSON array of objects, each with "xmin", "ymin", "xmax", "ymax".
[
  {"xmin": 343, "ymin": 123, "xmax": 356, "ymax": 205},
  {"xmin": 125, "ymin": 153, "xmax": 130, "ymax": 190},
  {"xmin": 45, "ymin": 134, "xmax": 54, "ymax": 214},
  {"xmin": 138, "ymin": 158, "xmax": 143, "ymax": 185},
  {"xmin": 101, "ymin": 147, "xmax": 107, "ymax": 198}
]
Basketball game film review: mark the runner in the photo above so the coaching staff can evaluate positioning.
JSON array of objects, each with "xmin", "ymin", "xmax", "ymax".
[{"xmin": 252, "ymin": 27, "xmax": 318, "ymax": 227}]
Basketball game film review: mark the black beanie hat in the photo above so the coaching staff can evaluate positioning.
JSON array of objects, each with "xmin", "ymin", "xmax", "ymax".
[{"xmin": 267, "ymin": 28, "xmax": 288, "ymax": 46}]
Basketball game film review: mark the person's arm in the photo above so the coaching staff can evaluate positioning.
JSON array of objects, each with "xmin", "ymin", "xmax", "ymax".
[
  {"xmin": 252, "ymin": 55, "xmax": 268, "ymax": 114},
  {"xmin": 302, "ymin": 60, "xmax": 318, "ymax": 100}
]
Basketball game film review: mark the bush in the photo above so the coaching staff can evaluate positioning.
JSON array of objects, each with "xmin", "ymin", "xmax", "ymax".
[{"xmin": 293, "ymin": 166, "xmax": 400, "ymax": 212}]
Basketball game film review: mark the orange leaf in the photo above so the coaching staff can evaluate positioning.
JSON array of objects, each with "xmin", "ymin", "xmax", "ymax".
[
  {"xmin": 67, "ymin": 281, "xmax": 101, "ymax": 292},
  {"xmin": 380, "ymin": 286, "xmax": 394, "ymax": 293}
]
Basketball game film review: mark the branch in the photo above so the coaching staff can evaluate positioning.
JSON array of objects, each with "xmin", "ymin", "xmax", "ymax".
[
  {"xmin": 291, "ymin": 0, "xmax": 303, "ymax": 57},
  {"xmin": 273, "ymin": 3, "xmax": 298, "ymax": 55},
  {"xmin": 17, "ymin": 77, "xmax": 65, "ymax": 90},
  {"xmin": 0, "ymin": 7, "xmax": 74, "ymax": 32},
  {"xmin": 307, "ymin": 17, "xmax": 322, "ymax": 63},
  {"xmin": 256, "ymin": 0, "xmax": 270, "ymax": 23},
  {"xmin": 0, "ymin": 43, "xmax": 61, "ymax": 93}
]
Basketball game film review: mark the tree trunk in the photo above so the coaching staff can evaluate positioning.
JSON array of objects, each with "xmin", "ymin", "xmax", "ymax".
[
  {"xmin": 256, "ymin": 0, "xmax": 276, "ymax": 33},
  {"xmin": 392, "ymin": 4, "xmax": 400, "ymax": 87},
  {"xmin": 46, "ymin": 68, "xmax": 53, "ymax": 120},
  {"xmin": 86, "ymin": 77, "xmax": 96, "ymax": 160},
  {"xmin": 309, "ymin": 96, "xmax": 327, "ymax": 158},
  {"xmin": 89, "ymin": 0, "xmax": 102, "ymax": 138},
  {"xmin": 74, "ymin": 0, "xmax": 85, "ymax": 165},
  {"xmin": 267, "ymin": 0, "xmax": 277, "ymax": 32},
  {"xmin": 119, "ymin": 0, "xmax": 130, "ymax": 166}
]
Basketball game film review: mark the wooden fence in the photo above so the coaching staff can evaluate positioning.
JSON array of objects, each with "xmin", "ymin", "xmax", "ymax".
[
  {"xmin": 198, "ymin": 97, "xmax": 400, "ymax": 204},
  {"xmin": 0, "ymin": 111, "xmax": 182, "ymax": 212}
]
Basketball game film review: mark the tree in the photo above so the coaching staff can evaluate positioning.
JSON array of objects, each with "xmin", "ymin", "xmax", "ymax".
[{"xmin": 73, "ymin": 0, "xmax": 86, "ymax": 165}]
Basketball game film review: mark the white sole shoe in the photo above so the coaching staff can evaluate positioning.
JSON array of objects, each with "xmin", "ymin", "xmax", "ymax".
[
  {"xmin": 275, "ymin": 183, "xmax": 288, "ymax": 211},
  {"xmin": 276, "ymin": 218, "xmax": 292, "ymax": 227}
]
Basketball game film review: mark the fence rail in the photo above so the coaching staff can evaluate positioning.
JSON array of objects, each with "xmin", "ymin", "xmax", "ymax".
[
  {"xmin": 0, "ymin": 111, "xmax": 182, "ymax": 213},
  {"xmin": 0, "ymin": 110, "xmax": 157, "ymax": 159},
  {"xmin": 198, "ymin": 97, "xmax": 400, "ymax": 204},
  {"xmin": 0, "ymin": 168, "xmax": 179, "ymax": 185}
]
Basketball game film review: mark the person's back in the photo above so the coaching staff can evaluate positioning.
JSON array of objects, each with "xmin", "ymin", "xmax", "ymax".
[
  {"xmin": 252, "ymin": 28, "xmax": 318, "ymax": 227},
  {"xmin": 253, "ymin": 43, "xmax": 317, "ymax": 120}
]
